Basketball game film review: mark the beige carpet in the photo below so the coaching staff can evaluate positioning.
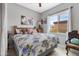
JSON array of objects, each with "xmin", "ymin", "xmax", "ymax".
[{"xmin": 50, "ymin": 44, "xmax": 79, "ymax": 56}]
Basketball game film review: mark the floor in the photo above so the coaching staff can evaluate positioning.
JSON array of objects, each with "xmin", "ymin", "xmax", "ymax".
[
  {"xmin": 7, "ymin": 48, "xmax": 16, "ymax": 56},
  {"xmin": 7, "ymin": 42, "xmax": 17, "ymax": 56},
  {"xmin": 7, "ymin": 44, "xmax": 79, "ymax": 56},
  {"xmin": 49, "ymin": 44, "xmax": 79, "ymax": 56}
]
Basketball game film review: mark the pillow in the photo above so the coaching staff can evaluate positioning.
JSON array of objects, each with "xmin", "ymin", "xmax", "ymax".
[
  {"xmin": 71, "ymin": 38, "xmax": 79, "ymax": 45},
  {"xmin": 27, "ymin": 28, "xmax": 33, "ymax": 34},
  {"xmin": 16, "ymin": 29, "xmax": 21, "ymax": 34}
]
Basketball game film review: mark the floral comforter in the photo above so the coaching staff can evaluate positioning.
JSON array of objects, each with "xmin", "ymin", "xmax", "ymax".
[{"xmin": 13, "ymin": 33, "xmax": 58, "ymax": 56}]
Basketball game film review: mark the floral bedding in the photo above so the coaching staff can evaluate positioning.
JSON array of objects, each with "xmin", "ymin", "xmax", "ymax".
[{"xmin": 13, "ymin": 33, "xmax": 58, "ymax": 56}]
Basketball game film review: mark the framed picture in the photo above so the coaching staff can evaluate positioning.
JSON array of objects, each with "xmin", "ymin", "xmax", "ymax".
[{"xmin": 21, "ymin": 15, "xmax": 34, "ymax": 26}]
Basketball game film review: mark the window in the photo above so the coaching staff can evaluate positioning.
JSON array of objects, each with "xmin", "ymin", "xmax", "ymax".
[
  {"xmin": 48, "ymin": 15, "xmax": 58, "ymax": 32},
  {"xmin": 48, "ymin": 10, "xmax": 69, "ymax": 33}
]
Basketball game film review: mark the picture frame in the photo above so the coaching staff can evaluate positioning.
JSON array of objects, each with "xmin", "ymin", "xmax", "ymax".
[{"xmin": 21, "ymin": 15, "xmax": 34, "ymax": 26}]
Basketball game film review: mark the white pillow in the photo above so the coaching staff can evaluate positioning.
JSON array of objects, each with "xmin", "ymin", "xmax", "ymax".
[{"xmin": 16, "ymin": 29, "xmax": 21, "ymax": 34}]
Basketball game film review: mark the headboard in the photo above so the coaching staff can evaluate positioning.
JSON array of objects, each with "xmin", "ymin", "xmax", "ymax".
[{"xmin": 11, "ymin": 26, "xmax": 33, "ymax": 35}]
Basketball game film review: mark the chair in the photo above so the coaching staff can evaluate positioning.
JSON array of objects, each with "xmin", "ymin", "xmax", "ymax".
[{"xmin": 65, "ymin": 30, "xmax": 79, "ymax": 55}]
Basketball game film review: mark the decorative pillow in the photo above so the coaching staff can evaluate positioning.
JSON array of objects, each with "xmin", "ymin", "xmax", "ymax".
[
  {"xmin": 27, "ymin": 28, "xmax": 33, "ymax": 34},
  {"xmin": 71, "ymin": 38, "xmax": 79, "ymax": 45},
  {"xmin": 20, "ymin": 29, "xmax": 26, "ymax": 34},
  {"xmin": 16, "ymin": 29, "xmax": 21, "ymax": 34}
]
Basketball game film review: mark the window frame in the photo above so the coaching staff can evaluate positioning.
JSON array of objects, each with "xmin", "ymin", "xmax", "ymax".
[{"xmin": 47, "ymin": 9, "xmax": 70, "ymax": 34}]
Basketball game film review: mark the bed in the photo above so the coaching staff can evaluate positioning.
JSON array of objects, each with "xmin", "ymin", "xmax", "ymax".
[{"xmin": 9, "ymin": 26, "xmax": 58, "ymax": 56}]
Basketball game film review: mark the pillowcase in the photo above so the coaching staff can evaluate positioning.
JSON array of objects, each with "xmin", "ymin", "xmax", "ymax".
[
  {"xmin": 71, "ymin": 38, "xmax": 79, "ymax": 45},
  {"xmin": 16, "ymin": 29, "xmax": 21, "ymax": 34},
  {"xmin": 27, "ymin": 28, "xmax": 33, "ymax": 34}
]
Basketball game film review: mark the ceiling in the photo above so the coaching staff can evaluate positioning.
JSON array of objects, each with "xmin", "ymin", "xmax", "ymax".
[{"xmin": 17, "ymin": 3, "xmax": 61, "ymax": 13}]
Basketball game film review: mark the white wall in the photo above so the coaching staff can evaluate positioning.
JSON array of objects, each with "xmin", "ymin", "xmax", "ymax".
[
  {"xmin": 1, "ymin": 3, "xmax": 7, "ymax": 56},
  {"xmin": 7, "ymin": 3, "xmax": 41, "ymax": 30},
  {"xmin": 0, "ymin": 3, "xmax": 2, "ymax": 55},
  {"xmin": 0, "ymin": 4, "xmax": 2, "ymax": 26}
]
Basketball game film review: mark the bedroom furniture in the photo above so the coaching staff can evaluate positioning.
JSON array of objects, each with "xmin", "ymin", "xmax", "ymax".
[
  {"xmin": 65, "ymin": 30, "xmax": 79, "ymax": 55},
  {"xmin": 8, "ymin": 31, "xmax": 14, "ymax": 48},
  {"xmin": 8, "ymin": 26, "xmax": 58, "ymax": 56},
  {"xmin": 8, "ymin": 31, "xmax": 17, "ymax": 56},
  {"xmin": 13, "ymin": 33, "xmax": 57, "ymax": 56}
]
